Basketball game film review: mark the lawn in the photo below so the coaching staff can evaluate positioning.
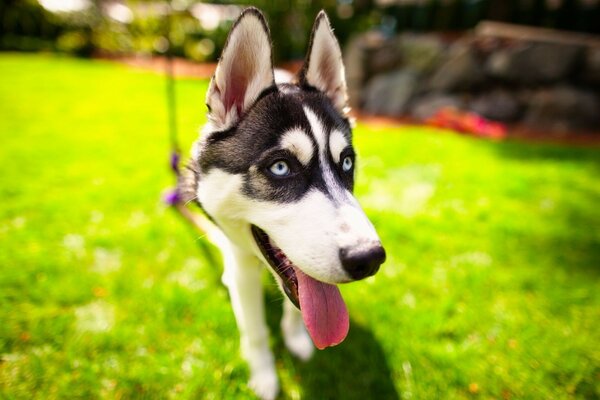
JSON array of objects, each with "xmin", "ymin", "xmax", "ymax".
[{"xmin": 0, "ymin": 53, "xmax": 599, "ymax": 399}]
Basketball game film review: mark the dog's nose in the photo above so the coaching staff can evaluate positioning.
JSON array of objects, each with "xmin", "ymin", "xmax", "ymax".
[{"xmin": 340, "ymin": 243, "xmax": 386, "ymax": 280}]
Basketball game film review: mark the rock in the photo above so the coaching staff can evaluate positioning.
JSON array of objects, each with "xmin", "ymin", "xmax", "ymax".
[
  {"xmin": 362, "ymin": 70, "xmax": 420, "ymax": 116},
  {"xmin": 428, "ymin": 42, "xmax": 485, "ymax": 92},
  {"xmin": 469, "ymin": 89, "xmax": 522, "ymax": 122},
  {"xmin": 366, "ymin": 37, "xmax": 403, "ymax": 76},
  {"xmin": 344, "ymin": 35, "xmax": 369, "ymax": 108},
  {"xmin": 344, "ymin": 32, "xmax": 391, "ymax": 108},
  {"xmin": 524, "ymin": 85, "xmax": 600, "ymax": 131},
  {"xmin": 410, "ymin": 94, "xmax": 464, "ymax": 120},
  {"xmin": 398, "ymin": 33, "xmax": 446, "ymax": 74},
  {"xmin": 486, "ymin": 43, "xmax": 583, "ymax": 83},
  {"xmin": 580, "ymin": 47, "xmax": 600, "ymax": 86}
]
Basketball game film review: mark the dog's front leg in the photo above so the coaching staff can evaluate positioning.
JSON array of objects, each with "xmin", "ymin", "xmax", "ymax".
[
  {"xmin": 281, "ymin": 298, "xmax": 314, "ymax": 361},
  {"xmin": 221, "ymin": 243, "xmax": 278, "ymax": 400}
]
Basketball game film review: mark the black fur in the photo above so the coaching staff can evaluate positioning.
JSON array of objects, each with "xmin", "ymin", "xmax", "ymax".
[{"xmin": 195, "ymin": 85, "xmax": 353, "ymax": 204}]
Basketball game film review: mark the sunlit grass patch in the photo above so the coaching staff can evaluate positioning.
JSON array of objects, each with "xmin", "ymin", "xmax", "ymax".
[{"xmin": 1, "ymin": 54, "xmax": 599, "ymax": 399}]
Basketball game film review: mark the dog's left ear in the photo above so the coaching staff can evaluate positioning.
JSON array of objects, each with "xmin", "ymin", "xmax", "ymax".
[{"xmin": 299, "ymin": 11, "xmax": 349, "ymax": 115}]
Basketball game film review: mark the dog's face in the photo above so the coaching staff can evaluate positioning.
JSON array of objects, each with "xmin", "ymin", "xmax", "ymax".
[{"xmin": 189, "ymin": 8, "xmax": 385, "ymax": 348}]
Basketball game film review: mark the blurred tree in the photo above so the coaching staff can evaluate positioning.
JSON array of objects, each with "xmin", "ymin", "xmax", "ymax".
[
  {"xmin": 1, "ymin": 0, "xmax": 598, "ymax": 59},
  {"xmin": 0, "ymin": 0, "xmax": 96, "ymax": 55}
]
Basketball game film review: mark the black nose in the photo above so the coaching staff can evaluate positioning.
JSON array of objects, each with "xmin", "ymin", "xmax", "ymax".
[{"xmin": 340, "ymin": 243, "xmax": 386, "ymax": 280}]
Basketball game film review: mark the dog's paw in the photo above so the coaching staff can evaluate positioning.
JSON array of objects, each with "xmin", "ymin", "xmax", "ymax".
[
  {"xmin": 283, "ymin": 323, "xmax": 314, "ymax": 361},
  {"xmin": 248, "ymin": 367, "xmax": 279, "ymax": 400}
]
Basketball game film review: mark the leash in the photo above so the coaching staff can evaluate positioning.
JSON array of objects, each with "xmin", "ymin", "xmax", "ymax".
[
  {"xmin": 163, "ymin": 1, "xmax": 181, "ymax": 206},
  {"xmin": 162, "ymin": 49, "xmax": 223, "ymax": 261},
  {"xmin": 162, "ymin": 3, "xmax": 224, "ymax": 259},
  {"xmin": 163, "ymin": 63, "xmax": 181, "ymax": 204}
]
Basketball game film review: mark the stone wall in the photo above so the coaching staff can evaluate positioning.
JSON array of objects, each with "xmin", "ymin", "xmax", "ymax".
[{"xmin": 345, "ymin": 22, "xmax": 600, "ymax": 133}]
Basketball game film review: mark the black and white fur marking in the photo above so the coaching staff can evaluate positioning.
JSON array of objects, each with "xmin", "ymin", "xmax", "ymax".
[{"xmin": 183, "ymin": 8, "xmax": 386, "ymax": 400}]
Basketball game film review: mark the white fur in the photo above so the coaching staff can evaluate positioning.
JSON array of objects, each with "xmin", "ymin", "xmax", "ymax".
[
  {"xmin": 335, "ymin": 202, "xmax": 380, "ymax": 250},
  {"xmin": 221, "ymin": 244, "xmax": 278, "ymax": 400},
  {"xmin": 304, "ymin": 106, "xmax": 347, "ymax": 204},
  {"xmin": 280, "ymin": 129, "xmax": 315, "ymax": 166},
  {"xmin": 274, "ymin": 68, "xmax": 294, "ymax": 84},
  {"xmin": 198, "ymin": 165, "xmax": 381, "ymax": 284},
  {"xmin": 305, "ymin": 107, "xmax": 327, "ymax": 151},
  {"xmin": 281, "ymin": 298, "xmax": 314, "ymax": 360},
  {"xmin": 329, "ymin": 129, "xmax": 349, "ymax": 163}
]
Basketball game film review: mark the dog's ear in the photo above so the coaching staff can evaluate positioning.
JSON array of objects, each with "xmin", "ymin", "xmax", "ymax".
[
  {"xmin": 206, "ymin": 8, "xmax": 274, "ymax": 130},
  {"xmin": 299, "ymin": 11, "xmax": 349, "ymax": 115}
]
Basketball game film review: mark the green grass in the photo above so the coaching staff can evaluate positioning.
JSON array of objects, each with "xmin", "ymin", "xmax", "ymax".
[{"xmin": 1, "ymin": 53, "xmax": 599, "ymax": 399}]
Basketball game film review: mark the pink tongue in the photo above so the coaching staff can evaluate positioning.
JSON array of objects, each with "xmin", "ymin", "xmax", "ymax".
[{"xmin": 295, "ymin": 268, "xmax": 349, "ymax": 350}]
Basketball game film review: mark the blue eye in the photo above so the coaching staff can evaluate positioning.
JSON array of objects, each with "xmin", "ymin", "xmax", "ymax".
[
  {"xmin": 269, "ymin": 160, "xmax": 290, "ymax": 176},
  {"xmin": 342, "ymin": 156, "xmax": 353, "ymax": 172}
]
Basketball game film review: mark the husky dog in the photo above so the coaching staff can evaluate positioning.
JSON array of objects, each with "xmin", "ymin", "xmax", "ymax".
[{"xmin": 184, "ymin": 8, "xmax": 385, "ymax": 400}]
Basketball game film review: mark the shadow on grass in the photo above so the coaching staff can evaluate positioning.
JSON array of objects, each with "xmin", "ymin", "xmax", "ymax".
[
  {"xmin": 294, "ymin": 322, "xmax": 400, "ymax": 400},
  {"xmin": 265, "ymin": 290, "xmax": 400, "ymax": 400}
]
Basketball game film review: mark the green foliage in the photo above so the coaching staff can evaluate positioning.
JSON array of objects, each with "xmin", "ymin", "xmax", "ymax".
[
  {"xmin": 0, "ymin": 0, "xmax": 229, "ymax": 61},
  {"xmin": 1, "ymin": 54, "xmax": 599, "ymax": 399},
  {"xmin": 0, "ymin": 0, "xmax": 96, "ymax": 56},
  {"xmin": 2, "ymin": 1, "xmax": 600, "ymax": 61},
  {"xmin": 0, "ymin": 0, "xmax": 375, "ymax": 62}
]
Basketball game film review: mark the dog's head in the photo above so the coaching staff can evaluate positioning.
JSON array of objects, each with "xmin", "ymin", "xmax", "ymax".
[{"xmin": 191, "ymin": 8, "xmax": 385, "ymax": 348}]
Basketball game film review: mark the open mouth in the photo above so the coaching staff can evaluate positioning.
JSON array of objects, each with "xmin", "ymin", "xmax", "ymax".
[
  {"xmin": 251, "ymin": 225, "xmax": 300, "ymax": 308},
  {"xmin": 251, "ymin": 225, "xmax": 350, "ymax": 349}
]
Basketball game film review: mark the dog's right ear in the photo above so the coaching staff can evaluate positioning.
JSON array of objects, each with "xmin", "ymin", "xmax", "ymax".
[
  {"xmin": 206, "ymin": 8, "xmax": 275, "ymax": 130},
  {"xmin": 299, "ymin": 11, "xmax": 349, "ymax": 116}
]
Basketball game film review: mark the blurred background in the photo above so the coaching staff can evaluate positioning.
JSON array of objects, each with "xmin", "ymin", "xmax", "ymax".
[
  {"xmin": 3, "ymin": 0, "xmax": 599, "ymax": 60},
  {"xmin": 1, "ymin": 1, "xmax": 599, "ymax": 399},
  {"xmin": 2, "ymin": 0, "xmax": 599, "ymax": 133}
]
